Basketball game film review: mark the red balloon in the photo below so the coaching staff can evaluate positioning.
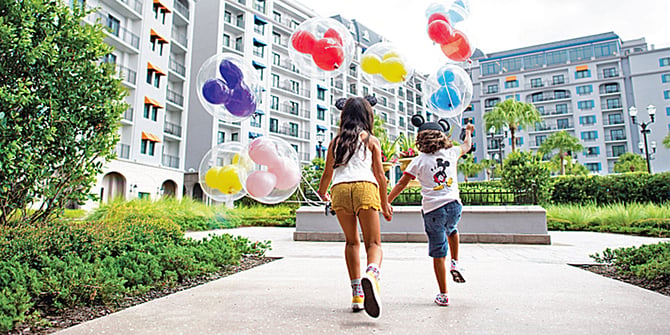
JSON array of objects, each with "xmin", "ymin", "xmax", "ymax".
[
  {"xmin": 428, "ymin": 12, "xmax": 450, "ymax": 25},
  {"xmin": 323, "ymin": 28, "xmax": 343, "ymax": 46},
  {"xmin": 312, "ymin": 38, "xmax": 344, "ymax": 71},
  {"xmin": 291, "ymin": 30, "xmax": 317, "ymax": 54},
  {"xmin": 440, "ymin": 30, "xmax": 472, "ymax": 62},
  {"xmin": 427, "ymin": 20, "xmax": 453, "ymax": 45}
]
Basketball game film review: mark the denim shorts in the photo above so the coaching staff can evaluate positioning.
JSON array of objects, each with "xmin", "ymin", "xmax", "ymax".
[{"xmin": 422, "ymin": 201, "xmax": 463, "ymax": 258}]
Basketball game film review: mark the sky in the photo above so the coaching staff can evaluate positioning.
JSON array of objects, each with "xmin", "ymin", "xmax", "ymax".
[{"xmin": 294, "ymin": 0, "xmax": 670, "ymax": 74}]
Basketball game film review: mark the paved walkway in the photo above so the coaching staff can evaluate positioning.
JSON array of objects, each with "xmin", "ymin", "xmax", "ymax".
[{"xmin": 57, "ymin": 228, "xmax": 670, "ymax": 335}]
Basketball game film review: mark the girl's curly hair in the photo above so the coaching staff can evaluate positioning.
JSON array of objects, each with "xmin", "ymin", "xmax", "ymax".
[{"xmin": 415, "ymin": 130, "xmax": 452, "ymax": 154}]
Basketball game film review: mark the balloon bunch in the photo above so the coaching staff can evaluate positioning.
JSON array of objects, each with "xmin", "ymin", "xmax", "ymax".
[
  {"xmin": 426, "ymin": 1, "xmax": 473, "ymax": 62},
  {"xmin": 196, "ymin": 53, "xmax": 261, "ymax": 122},
  {"xmin": 425, "ymin": 63, "xmax": 473, "ymax": 118},
  {"xmin": 240, "ymin": 137, "xmax": 301, "ymax": 204},
  {"xmin": 360, "ymin": 42, "xmax": 413, "ymax": 88},
  {"xmin": 288, "ymin": 17, "xmax": 354, "ymax": 76}
]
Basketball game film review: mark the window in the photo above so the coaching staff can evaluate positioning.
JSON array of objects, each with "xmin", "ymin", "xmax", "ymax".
[
  {"xmin": 579, "ymin": 115, "xmax": 596, "ymax": 125},
  {"xmin": 272, "ymin": 11, "xmax": 281, "ymax": 22},
  {"xmin": 254, "ymin": 21, "xmax": 265, "ymax": 35},
  {"xmin": 504, "ymin": 80, "xmax": 518, "ymax": 89},
  {"xmin": 234, "ymin": 37, "xmax": 243, "ymax": 51},
  {"xmin": 289, "ymin": 122, "xmax": 298, "ymax": 137},
  {"xmin": 107, "ymin": 15, "xmax": 120, "ymax": 37},
  {"xmin": 665, "ymin": 90, "xmax": 670, "ymax": 99},
  {"xmin": 585, "ymin": 162, "xmax": 601, "ymax": 173},
  {"xmin": 556, "ymin": 104, "xmax": 568, "ymax": 114},
  {"xmin": 523, "ymin": 54, "xmax": 544, "ymax": 69},
  {"xmin": 531, "ymin": 93, "xmax": 544, "ymax": 102},
  {"xmin": 557, "ymin": 118, "xmax": 570, "ymax": 129},
  {"xmin": 584, "ymin": 147, "xmax": 600, "ymax": 157},
  {"xmin": 317, "ymin": 107, "xmax": 325, "ymax": 121},
  {"xmin": 660, "ymin": 57, "xmax": 670, "ymax": 67},
  {"xmin": 138, "ymin": 192, "xmax": 151, "ymax": 200},
  {"xmin": 581, "ymin": 131, "xmax": 598, "ymax": 141},
  {"xmin": 362, "ymin": 86, "xmax": 369, "ymax": 96},
  {"xmin": 487, "ymin": 84, "xmax": 499, "ymax": 94},
  {"xmin": 272, "ymin": 53, "xmax": 280, "ymax": 66},
  {"xmin": 231, "ymin": 132, "xmax": 239, "ymax": 141},
  {"xmin": 662, "ymin": 74, "xmax": 670, "ymax": 83},
  {"xmin": 578, "ymin": 100, "xmax": 594, "ymax": 110},
  {"xmin": 554, "ymin": 90, "xmax": 567, "ymax": 99},
  {"xmin": 254, "ymin": 0, "xmax": 266, "ymax": 13},
  {"xmin": 611, "ymin": 145, "xmax": 626, "ymax": 157},
  {"xmin": 289, "ymin": 101, "xmax": 298, "ymax": 114},
  {"xmin": 140, "ymin": 139, "xmax": 156, "ymax": 156},
  {"xmin": 102, "ymin": 53, "xmax": 117, "ymax": 64},
  {"xmin": 546, "ymin": 50, "xmax": 567, "ymax": 65},
  {"xmin": 576, "ymin": 85, "xmax": 592, "ymax": 95},
  {"xmin": 223, "ymin": 34, "xmax": 230, "ymax": 47},
  {"xmin": 505, "ymin": 94, "xmax": 520, "ymax": 101},
  {"xmin": 290, "ymin": 80, "xmax": 299, "ymax": 94},
  {"xmin": 253, "ymin": 42, "xmax": 265, "ymax": 57},
  {"xmin": 399, "ymin": 117, "xmax": 405, "ymax": 127},
  {"xmin": 317, "ymin": 88, "xmax": 325, "ymax": 100},
  {"xmin": 552, "ymin": 74, "xmax": 565, "ymax": 85},
  {"xmin": 500, "ymin": 57, "xmax": 522, "ymax": 72},
  {"xmin": 667, "ymin": 107, "xmax": 670, "ymax": 116},
  {"xmin": 610, "ymin": 129, "xmax": 625, "ymax": 140},
  {"xmin": 217, "ymin": 131, "xmax": 225, "ymax": 144},
  {"xmin": 349, "ymin": 83, "xmax": 356, "ymax": 94},
  {"xmin": 224, "ymin": 11, "xmax": 231, "ymax": 23},
  {"xmin": 399, "ymin": 101, "xmax": 404, "ymax": 112},
  {"xmin": 603, "ymin": 83, "xmax": 619, "ymax": 93},
  {"xmin": 485, "ymin": 98, "xmax": 500, "ymax": 108},
  {"xmin": 569, "ymin": 45, "xmax": 593, "ymax": 62},
  {"xmin": 575, "ymin": 69, "xmax": 591, "ymax": 79},
  {"xmin": 602, "ymin": 68, "xmax": 618, "ymax": 78},
  {"xmin": 270, "ymin": 95, "xmax": 279, "ymax": 110},
  {"xmin": 593, "ymin": 41, "xmax": 618, "ymax": 58},
  {"xmin": 236, "ymin": 14, "xmax": 244, "ymax": 28},
  {"xmin": 255, "ymin": 67, "xmax": 264, "ymax": 80},
  {"xmin": 269, "ymin": 118, "xmax": 278, "ymax": 132},
  {"xmin": 537, "ymin": 106, "xmax": 545, "ymax": 115},
  {"xmin": 250, "ymin": 115, "xmax": 261, "ymax": 128},
  {"xmin": 535, "ymin": 135, "xmax": 546, "ymax": 146},
  {"xmin": 481, "ymin": 62, "xmax": 500, "ymax": 76},
  {"xmin": 608, "ymin": 113, "xmax": 624, "ymax": 125},
  {"xmin": 272, "ymin": 74, "xmax": 279, "ymax": 88},
  {"xmin": 530, "ymin": 78, "xmax": 543, "ymax": 88},
  {"xmin": 606, "ymin": 98, "xmax": 621, "ymax": 109},
  {"xmin": 143, "ymin": 104, "xmax": 158, "ymax": 121}
]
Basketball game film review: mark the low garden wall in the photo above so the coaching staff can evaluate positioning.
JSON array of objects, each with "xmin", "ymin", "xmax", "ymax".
[{"xmin": 294, "ymin": 205, "xmax": 550, "ymax": 244}]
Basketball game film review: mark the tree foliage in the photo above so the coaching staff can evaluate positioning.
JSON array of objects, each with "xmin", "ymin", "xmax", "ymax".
[
  {"xmin": 458, "ymin": 155, "xmax": 484, "ymax": 182},
  {"xmin": 0, "ymin": 0, "xmax": 127, "ymax": 226},
  {"xmin": 501, "ymin": 150, "xmax": 550, "ymax": 202},
  {"xmin": 538, "ymin": 131, "xmax": 584, "ymax": 175},
  {"xmin": 484, "ymin": 99, "xmax": 541, "ymax": 151},
  {"xmin": 613, "ymin": 153, "xmax": 647, "ymax": 174},
  {"xmin": 664, "ymin": 133, "xmax": 670, "ymax": 149}
]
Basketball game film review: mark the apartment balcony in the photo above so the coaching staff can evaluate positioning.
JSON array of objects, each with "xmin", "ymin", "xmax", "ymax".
[
  {"xmin": 273, "ymin": 61, "xmax": 308, "ymax": 78},
  {"xmin": 539, "ymin": 109, "xmax": 572, "ymax": 117},
  {"xmin": 99, "ymin": 0, "xmax": 142, "ymax": 19},
  {"xmin": 164, "ymin": 120, "xmax": 182, "ymax": 137},
  {"xmin": 598, "ymin": 72, "xmax": 621, "ymax": 80},
  {"xmin": 606, "ymin": 150, "xmax": 626, "ymax": 159},
  {"xmin": 91, "ymin": 12, "xmax": 140, "ymax": 53},
  {"xmin": 605, "ymin": 134, "xmax": 627, "ymax": 142},
  {"xmin": 531, "ymin": 122, "xmax": 574, "ymax": 133},
  {"xmin": 116, "ymin": 64, "xmax": 137, "ymax": 86},
  {"xmin": 166, "ymin": 89, "xmax": 184, "ymax": 107},
  {"xmin": 115, "ymin": 143, "xmax": 131, "ymax": 159},
  {"xmin": 529, "ymin": 93, "xmax": 571, "ymax": 104},
  {"xmin": 121, "ymin": 107, "xmax": 134, "ymax": 124},
  {"xmin": 275, "ymin": 83, "xmax": 310, "ymax": 98},
  {"xmin": 171, "ymin": 30, "xmax": 188, "ymax": 50},
  {"xmin": 601, "ymin": 104, "xmax": 624, "ymax": 112},
  {"xmin": 278, "ymin": 105, "xmax": 310, "ymax": 119},
  {"xmin": 269, "ymin": 126, "xmax": 310, "ymax": 141},
  {"xmin": 173, "ymin": 0, "xmax": 190, "ymax": 22},
  {"xmin": 162, "ymin": 153, "xmax": 180, "ymax": 169},
  {"xmin": 169, "ymin": 58, "xmax": 186, "ymax": 77}
]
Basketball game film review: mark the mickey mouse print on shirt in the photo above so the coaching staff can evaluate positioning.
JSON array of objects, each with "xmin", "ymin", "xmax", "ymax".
[{"xmin": 431, "ymin": 158, "xmax": 453, "ymax": 191}]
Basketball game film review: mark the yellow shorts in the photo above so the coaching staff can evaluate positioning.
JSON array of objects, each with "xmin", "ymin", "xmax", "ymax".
[{"xmin": 330, "ymin": 181, "xmax": 381, "ymax": 215}]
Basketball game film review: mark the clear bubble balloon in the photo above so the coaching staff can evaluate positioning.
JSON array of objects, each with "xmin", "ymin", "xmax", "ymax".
[
  {"xmin": 289, "ymin": 17, "xmax": 354, "ymax": 77},
  {"xmin": 425, "ymin": 0, "xmax": 475, "ymax": 62},
  {"xmin": 196, "ymin": 53, "xmax": 262, "ymax": 122},
  {"xmin": 198, "ymin": 142, "xmax": 249, "ymax": 203},
  {"xmin": 360, "ymin": 42, "xmax": 414, "ymax": 88},
  {"xmin": 237, "ymin": 136, "xmax": 301, "ymax": 204},
  {"xmin": 425, "ymin": 63, "xmax": 473, "ymax": 119}
]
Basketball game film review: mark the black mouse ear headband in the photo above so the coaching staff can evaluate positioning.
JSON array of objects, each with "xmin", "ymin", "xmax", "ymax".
[
  {"xmin": 364, "ymin": 95, "xmax": 377, "ymax": 107},
  {"xmin": 437, "ymin": 118, "xmax": 451, "ymax": 133},
  {"xmin": 335, "ymin": 98, "xmax": 347, "ymax": 110},
  {"xmin": 335, "ymin": 95, "xmax": 377, "ymax": 111},
  {"xmin": 411, "ymin": 114, "xmax": 451, "ymax": 133},
  {"xmin": 411, "ymin": 114, "xmax": 425, "ymax": 127}
]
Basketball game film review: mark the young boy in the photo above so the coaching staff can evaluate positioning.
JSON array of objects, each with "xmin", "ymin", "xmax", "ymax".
[{"xmin": 388, "ymin": 115, "xmax": 473, "ymax": 306}]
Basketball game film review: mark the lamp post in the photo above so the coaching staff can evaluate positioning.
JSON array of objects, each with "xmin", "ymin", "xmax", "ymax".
[
  {"xmin": 629, "ymin": 105, "xmax": 656, "ymax": 173},
  {"xmin": 316, "ymin": 131, "xmax": 325, "ymax": 159},
  {"xmin": 488, "ymin": 126, "xmax": 508, "ymax": 169}
]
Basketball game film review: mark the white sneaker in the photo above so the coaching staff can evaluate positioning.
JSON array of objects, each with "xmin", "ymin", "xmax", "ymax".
[{"xmin": 450, "ymin": 260, "xmax": 466, "ymax": 283}]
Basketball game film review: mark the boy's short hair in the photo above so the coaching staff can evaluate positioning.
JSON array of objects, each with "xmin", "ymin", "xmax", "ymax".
[{"xmin": 415, "ymin": 130, "xmax": 452, "ymax": 154}]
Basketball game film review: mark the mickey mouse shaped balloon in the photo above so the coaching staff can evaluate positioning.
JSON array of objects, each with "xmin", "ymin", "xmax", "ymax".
[
  {"xmin": 289, "ymin": 17, "xmax": 354, "ymax": 76},
  {"xmin": 425, "ymin": 0, "xmax": 474, "ymax": 62},
  {"xmin": 424, "ymin": 63, "xmax": 473, "ymax": 119},
  {"xmin": 360, "ymin": 42, "xmax": 414, "ymax": 88}
]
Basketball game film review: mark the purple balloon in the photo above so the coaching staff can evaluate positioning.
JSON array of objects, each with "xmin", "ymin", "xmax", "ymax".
[
  {"xmin": 219, "ymin": 59, "xmax": 243, "ymax": 88},
  {"xmin": 202, "ymin": 79, "xmax": 230, "ymax": 105},
  {"xmin": 225, "ymin": 84, "xmax": 256, "ymax": 117}
]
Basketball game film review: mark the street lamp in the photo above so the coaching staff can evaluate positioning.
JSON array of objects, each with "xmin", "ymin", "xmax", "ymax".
[
  {"xmin": 629, "ymin": 105, "xmax": 655, "ymax": 173},
  {"xmin": 316, "ymin": 131, "xmax": 325, "ymax": 159},
  {"xmin": 488, "ymin": 126, "xmax": 508, "ymax": 169}
]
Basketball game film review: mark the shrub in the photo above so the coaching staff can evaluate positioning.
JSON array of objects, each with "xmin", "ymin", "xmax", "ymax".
[
  {"xmin": 501, "ymin": 151, "xmax": 550, "ymax": 203},
  {"xmin": 550, "ymin": 172, "xmax": 670, "ymax": 205},
  {"xmin": 591, "ymin": 242, "xmax": 670, "ymax": 280}
]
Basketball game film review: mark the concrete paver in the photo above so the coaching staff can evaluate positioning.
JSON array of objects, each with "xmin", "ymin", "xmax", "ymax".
[{"xmin": 57, "ymin": 228, "xmax": 670, "ymax": 335}]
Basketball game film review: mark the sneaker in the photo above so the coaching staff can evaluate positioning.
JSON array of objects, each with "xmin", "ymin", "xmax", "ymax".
[
  {"xmin": 352, "ymin": 295, "xmax": 364, "ymax": 312},
  {"xmin": 450, "ymin": 260, "xmax": 466, "ymax": 283},
  {"xmin": 361, "ymin": 271, "xmax": 381, "ymax": 318},
  {"xmin": 434, "ymin": 293, "xmax": 449, "ymax": 306}
]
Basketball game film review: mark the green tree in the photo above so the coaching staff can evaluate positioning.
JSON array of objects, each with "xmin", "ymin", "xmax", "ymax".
[
  {"xmin": 545, "ymin": 154, "xmax": 588, "ymax": 176},
  {"xmin": 613, "ymin": 153, "xmax": 647, "ymax": 173},
  {"xmin": 538, "ymin": 131, "xmax": 584, "ymax": 175},
  {"xmin": 664, "ymin": 133, "xmax": 670, "ymax": 149},
  {"xmin": 0, "ymin": 1, "xmax": 127, "ymax": 226},
  {"xmin": 479, "ymin": 158, "xmax": 500, "ymax": 180},
  {"xmin": 501, "ymin": 151, "xmax": 550, "ymax": 203},
  {"xmin": 484, "ymin": 99, "xmax": 542, "ymax": 152},
  {"xmin": 458, "ymin": 155, "xmax": 484, "ymax": 182}
]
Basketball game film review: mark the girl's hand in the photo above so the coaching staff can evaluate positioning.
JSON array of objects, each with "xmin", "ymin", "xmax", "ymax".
[
  {"xmin": 381, "ymin": 202, "xmax": 393, "ymax": 221},
  {"xmin": 318, "ymin": 191, "xmax": 330, "ymax": 202},
  {"xmin": 465, "ymin": 123, "xmax": 475, "ymax": 133}
]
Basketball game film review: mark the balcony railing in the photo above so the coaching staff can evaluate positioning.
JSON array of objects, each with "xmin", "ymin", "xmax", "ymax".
[
  {"xmin": 173, "ymin": 0, "xmax": 189, "ymax": 18},
  {"xmin": 162, "ymin": 153, "xmax": 180, "ymax": 168},
  {"xmin": 115, "ymin": 143, "xmax": 130, "ymax": 159},
  {"xmin": 603, "ymin": 118, "xmax": 625, "ymax": 126},
  {"xmin": 169, "ymin": 58, "xmax": 186, "ymax": 76},
  {"xmin": 116, "ymin": 64, "xmax": 136, "ymax": 85},
  {"xmin": 93, "ymin": 12, "xmax": 140, "ymax": 49},
  {"xmin": 280, "ymin": 106, "xmax": 310, "ymax": 118},
  {"xmin": 122, "ymin": 108, "xmax": 133, "ymax": 122},
  {"xmin": 605, "ymin": 134, "xmax": 627, "ymax": 141},
  {"xmin": 164, "ymin": 120, "xmax": 182, "ymax": 137},
  {"xmin": 171, "ymin": 30, "xmax": 188, "ymax": 47},
  {"xmin": 166, "ymin": 89, "xmax": 184, "ymax": 106},
  {"xmin": 269, "ymin": 126, "xmax": 310, "ymax": 140}
]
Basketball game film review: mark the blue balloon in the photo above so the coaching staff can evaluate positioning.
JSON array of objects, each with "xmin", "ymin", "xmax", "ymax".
[
  {"xmin": 430, "ymin": 85, "xmax": 461, "ymax": 111},
  {"xmin": 446, "ymin": 9, "xmax": 465, "ymax": 25},
  {"xmin": 437, "ymin": 69, "xmax": 456, "ymax": 86},
  {"xmin": 202, "ymin": 79, "xmax": 230, "ymax": 105},
  {"xmin": 219, "ymin": 59, "xmax": 244, "ymax": 88},
  {"xmin": 425, "ymin": 3, "xmax": 445, "ymax": 18},
  {"xmin": 225, "ymin": 84, "xmax": 256, "ymax": 117}
]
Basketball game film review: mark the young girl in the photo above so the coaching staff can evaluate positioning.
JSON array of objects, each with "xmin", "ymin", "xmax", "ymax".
[
  {"xmin": 317, "ymin": 96, "xmax": 393, "ymax": 318},
  {"xmin": 388, "ymin": 115, "xmax": 473, "ymax": 307}
]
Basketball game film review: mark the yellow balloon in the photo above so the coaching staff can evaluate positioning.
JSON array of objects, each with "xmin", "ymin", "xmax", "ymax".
[
  {"xmin": 380, "ymin": 57, "xmax": 408, "ymax": 83},
  {"xmin": 233, "ymin": 153, "xmax": 253, "ymax": 171},
  {"xmin": 382, "ymin": 51, "xmax": 401, "ymax": 60},
  {"xmin": 217, "ymin": 165, "xmax": 243, "ymax": 194},
  {"xmin": 360, "ymin": 54, "xmax": 382, "ymax": 74},
  {"xmin": 204, "ymin": 166, "xmax": 223, "ymax": 189},
  {"xmin": 232, "ymin": 153, "xmax": 241, "ymax": 165}
]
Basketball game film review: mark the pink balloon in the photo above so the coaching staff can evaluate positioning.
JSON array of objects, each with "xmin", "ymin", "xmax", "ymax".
[
  {"xmin": 246, "ymin": 170, "xmax": 277, "ymax": 198},
  {"xmin": 248, "ymin": 137, "xmax": 280, "ymax": 166},
  {"xmin": 268, "ymin": 158, "xmax": 300, "ymax": 190}
]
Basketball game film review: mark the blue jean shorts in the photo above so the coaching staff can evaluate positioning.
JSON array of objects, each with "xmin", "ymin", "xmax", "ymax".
[{"xmin": 422, "ymin": 201, "xmax": 463, "ymax": 258}]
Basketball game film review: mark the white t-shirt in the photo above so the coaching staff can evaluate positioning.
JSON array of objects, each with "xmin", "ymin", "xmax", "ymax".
[{"xmin": 404, "ymin": 146, "xmax": 462, "ymax": 214}]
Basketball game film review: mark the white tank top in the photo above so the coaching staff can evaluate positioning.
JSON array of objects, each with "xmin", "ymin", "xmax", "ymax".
[{"xmin": 332, "ymin": 139, "xmax": 378, "ymax": 186}]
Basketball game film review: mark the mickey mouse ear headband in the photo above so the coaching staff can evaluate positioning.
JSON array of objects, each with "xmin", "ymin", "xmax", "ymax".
[
  {"xmin": 335, "ymin": 95, "xmax": 378, "ymax": 110},
  {"xmin": 411, "ymin": 114, "xmax": 451, "ymax": 133}
]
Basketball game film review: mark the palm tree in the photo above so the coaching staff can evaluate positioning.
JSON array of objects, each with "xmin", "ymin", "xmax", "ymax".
[
  {"xmin": 484, "ymin": 99, "xmax": 542, "ymax": 151},
  {"xmin": 613, "ymin": 153, "xmax": 647, "ymax": 173},
  {"xmin": 538, "ymin": 131, "xmax": 584, "ymax": 175},
  {"xmin": 458, "ymin": 155, "xmax": 484, "ymax": 182}
]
